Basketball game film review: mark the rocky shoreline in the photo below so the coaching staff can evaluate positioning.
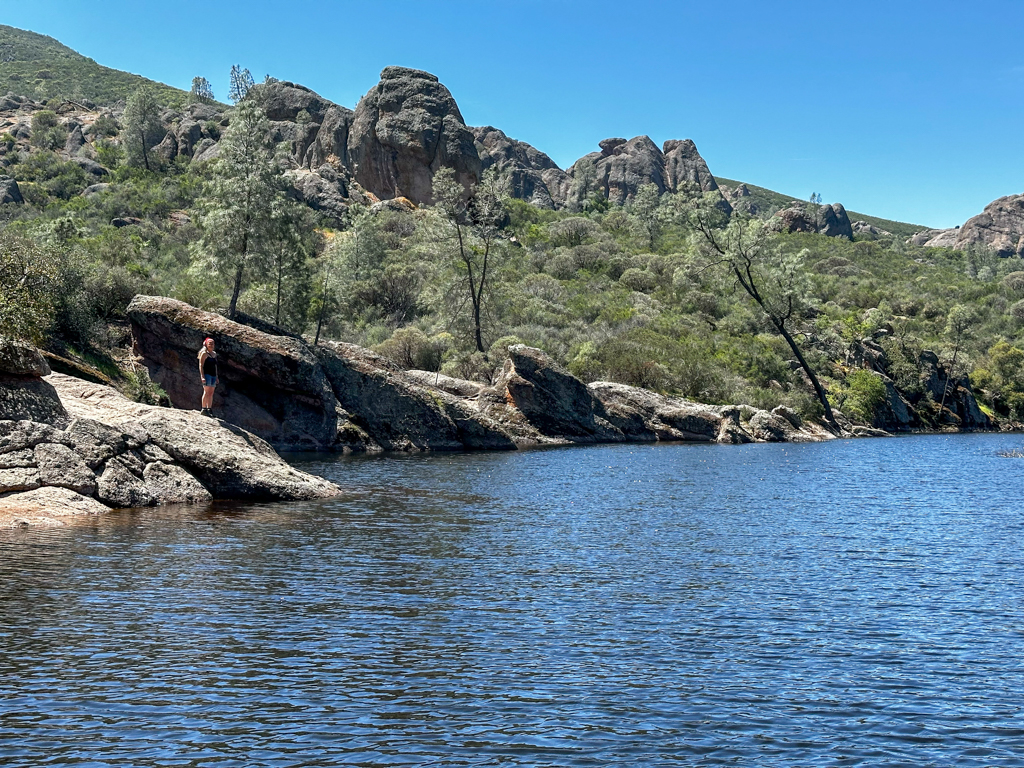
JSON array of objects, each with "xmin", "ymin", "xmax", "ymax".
[
  {"xmin": 1, "ymin": 294, "xmax": 1004, "ymax": 527},
  {"xmin": 0, "ymin": 340, "xmax": 339, "ymax": 527}
]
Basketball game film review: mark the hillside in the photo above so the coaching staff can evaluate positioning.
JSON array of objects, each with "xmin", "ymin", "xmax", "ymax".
[
  {"xmin": 716, "ymin": 177, "xmax": 926, "ymax": 239},
  {"xmin": 0, "ymin": 25, "xmax": 186, "ymax": 106}
]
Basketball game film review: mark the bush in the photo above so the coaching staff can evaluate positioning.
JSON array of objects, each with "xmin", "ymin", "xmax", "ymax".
[
  {"xmin": 30, "ymin": 110, "xmax": 66, "ymax": 151},
  {"xmin": 842, "ymin": 369, "xmax": 888, "ymax": 424},
  {"xmin": 619, "ymin": 267, "xmax": 658, "ymax": 293},
  {"xmin": 0, "ymin": 234, "xmax": 59, "ymax": 342},
  {"xmin": 122, "ymin": 366, "xmax": 167, "ymax": 405}
]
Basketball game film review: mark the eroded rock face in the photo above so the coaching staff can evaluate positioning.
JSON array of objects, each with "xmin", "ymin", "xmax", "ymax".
[
  {"xmin": 566, "ymin": 136, "xmax": 730, "ymax": 210},
  {"xmin": 775, "ymin": 203, "xmax": 853, "ymax": 239},
  {"xmin": 955, "ymin": 194, "xmax": 1024, "ymax": 257},
  {"xmin": 472, "ymin": 126, "xmax": 567, "ymax": 209},
  {"xmin": 314, "ymin": 341, "xmax": 515, "ymax": 452},
  {"xmin": 128, "ymin": 296, "xmax": 339, "ymax": 451},
  {"xmin": 0, "ymin": 339, "xmax": 68, "ymax": 425},
  {"xmin": 348, "ymin": 67, "xmax": 482, "ymax": 204}
]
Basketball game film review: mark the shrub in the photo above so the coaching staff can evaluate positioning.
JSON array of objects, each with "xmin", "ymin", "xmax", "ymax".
[
  {"xmin": 0, "ymin": 234, "xmax": 59, "ymax": 342},
  {"xmin": 30, "ymin": 110, "xmax": 66, "ymax": 150},
  {"xmin": 1011, "ymin": 299, "xmax": 1024, "ymax": 322},
  {"xmin": 842, "ymin": 369, "xmax": 888, "ymax": 424},
  {"xmin": 618, "ymin": 267, "xmax": 658, "ymax": 293}
]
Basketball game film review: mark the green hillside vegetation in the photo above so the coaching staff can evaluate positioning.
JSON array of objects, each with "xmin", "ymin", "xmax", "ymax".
[
  {"xmin": 716, "ymin": 177, "xmax": 927, "ymax": 240},
  {"xmin": 0, "ymin": 25, "xmax": 186, "ymax": 106},
  {"xmin": 0, "ymin": 32, "xmax": 1020, "ymax": 430}
]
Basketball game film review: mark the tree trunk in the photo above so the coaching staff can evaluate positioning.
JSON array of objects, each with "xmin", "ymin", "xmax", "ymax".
[
  {"xmin": 275, "ymin": 256, "xmax": 283, "ymax": 326},
  {"xmin": 140, "ymin": 129, "xmax": 150, "ymax": 171},
  {"xmin": 938, "ymin": 345, "xmax": 960, "ymax": 417},
  {"xmin": 774, "ymin": 319, "xmax": 835, "ymax": 424},
  {"xmin": 228, "ymin": 264, "xmax": 244, "ymax": 320}
]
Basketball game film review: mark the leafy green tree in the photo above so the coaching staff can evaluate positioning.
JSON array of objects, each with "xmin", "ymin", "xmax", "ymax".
[
  {"xmin": 938, "ymin": 303, "xmax": 973, "ymax": 414},
  {"xmin": 189, "ymin": 76, "xmax": 214, "ymax": 104},
  {"xmin": 229, "ymin": 65, "xmax": 255, "ymax": 104},
  {"xmin": 0, "ymin": 233, "xmax": 59, "ymax": 342},
  {"xmin": 195, "ymin": 95, "xmax": 283, "ymax": 319},
  {"xmin": 265, "ymin": 199, "xmax": 315, "ymax": 327},
  {"xmin": 311, "ymin": 233, "xmax": 347, "ymax": 346},
  {"xmin": 429, "ymin": 167, "xmax": 509, "ymax": 353},
  {"xmin": 694, "ymin": 206, "xmax": 836, "ymax": 424},
  {"xmin": 122, "ymin": 86, "xmax": 163, "ymax": 171}
]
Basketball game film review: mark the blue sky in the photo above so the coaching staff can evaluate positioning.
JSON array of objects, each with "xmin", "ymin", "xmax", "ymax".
[{"xmin": 5, "ymin": 0, "xmax": 1023, "ymax": 227}]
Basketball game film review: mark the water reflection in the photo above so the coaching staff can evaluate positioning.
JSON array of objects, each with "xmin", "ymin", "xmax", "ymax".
[{"xmin": 1, "ymin": 433, "xmax": 1023, "ymax": 766}]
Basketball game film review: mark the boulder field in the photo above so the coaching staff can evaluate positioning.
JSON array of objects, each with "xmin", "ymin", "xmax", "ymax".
[
  {"xmin": 0, "ymin": 338, "xmax": 340, "ymax": 527},
  {"xmin": 128, "ymin": 295, "xmax": 839, "ymax": 457}
]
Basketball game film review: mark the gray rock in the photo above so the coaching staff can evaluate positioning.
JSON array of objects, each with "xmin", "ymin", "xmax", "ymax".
[
  {"xmin": 491, "ymin": 345, "xmax": 623, "ymax": 442},
  {"xmin": 588, "ymin": 135, "xmax": 666, "ymax": 205},
  {"xmin": 83, "ymin": 183, "xmax": 111, "ymax": 196},
  {"xmin": 34, "ymin": 442, "xmax": 96, "ymax": 495},
  {"xmin": 314, "ymin": 341, "xmax": 515, "ymax": 451},
  {"xmin": 174, "ymin": 119, "xmax": 204, "ymax": 157},
  {"xmin": 96, "ymin": 455, "xmax": 154, "ymax": 508},
  {"xmin": 746, "ymin": 410, "xmax": 793, "ymax": 442},
  {"xmin": 0, "ymin": 176, "xmax": 23, "ymax": 204},
  {"xmin": 588, "ymin": 381, "xmax": 720, "ymax": 441},
  {"xmin": 154, "ymin": 131, "xmax": 178, "ymax": 162},
  {"xmin": 852, "ymin": 220, "xmax": 892, "ymax": 239},
  {"xmin": 64, "ymin": 124, "xmax": 86, "ymax": 155},
  {"xmin": 285, "ymin": 169, "xmax": 349, "ymax": 221},
  {"xmin": 472, "ymin": 125, "xmax": 566, "ymax": 209},
  {"xmin": 191, "ymin": 138, "xmax": 220, "ymax": 164},
  {"xmin": 49, "ymin": 373, "xmax": 341, "ymax": 501},
  {"xmin": 0, "ymin": 340, "xmax": 50, "ymax": 377},
  {"xmin": 0, "ymin": 486, "xmax": 108, "ymax": 528},
  {"xmin": 348, "ymin": 67, "xmax": 482, "ymax": 204},
  {"xmin": 0, "ymin": 467, "xmax": 41, "ymax": 493},
  {"xmin": 404, "ymin": 370, "xmax": 484, "ymax": 398},
  {"xmin": 262, "ymin": 81, "xmax": 331, "ymax": 122},
  {"xmin": 0, "ymin": 448, "xmax": 35, "ymax": 469},
  {"xmin": 304, "ymin": 104, "xmax": 354, "ymax": 169},
  {"xmin": 72, "ymin": 156, "xmax": 108, "ymax": 176},
  {"xmin": 0, "ymin": 420, "xmax": 63, "ymax": 454},
  {"xmin": 0, "ymin": 348, "xmax": 69, "ymax": 425},
  {"xmin": 818, "ymin": 203, "xmax": 853, "ymax": 239},
  {"xmin": 142, "ymin": 461, "xmax": 212, "ymax": 504},
  {"xmin": 955, "ymin": 194, "xmax": 1024, "ymax": 257}
]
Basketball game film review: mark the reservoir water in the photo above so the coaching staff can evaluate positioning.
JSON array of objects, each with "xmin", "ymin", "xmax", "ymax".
[{"xmin": 2, "ymin": 433, "xmax": 1023, "ymax": 766}]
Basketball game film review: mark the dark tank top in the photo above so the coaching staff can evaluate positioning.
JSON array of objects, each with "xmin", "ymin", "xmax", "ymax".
[{"xmin": 202, "ymin": 352, "xmax": 218, "ymax": 377}]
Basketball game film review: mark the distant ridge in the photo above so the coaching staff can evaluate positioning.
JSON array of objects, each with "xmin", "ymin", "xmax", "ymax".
[
  {"xmin": 715, "ymin": 177, "xmax": 927, "ymax": 240},
  {"xmin": 0, "ymin": 25, "xmax": 185, "ymax": 105}
]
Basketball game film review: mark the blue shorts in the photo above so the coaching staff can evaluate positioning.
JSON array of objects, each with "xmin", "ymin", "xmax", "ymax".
[{"xmin": 204, "ymin": 374, "xmax": 217, "ymax": 387}]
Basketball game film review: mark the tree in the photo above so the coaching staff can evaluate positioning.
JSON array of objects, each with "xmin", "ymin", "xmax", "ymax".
[
  {"xmin": 0, "ymin": 233, "xmax": 59, "ymax": 342},
  {"xmin": 29, "ymin": 110, "xmax": 66, "ymax": 151},
  {"xmin": 195, "ymin": 96, "xmax": 282, "ymax": 319},
  {"xmin": 189, "ymin": 76, "xmax": 214, "ymax": 104},
  {"xmin": 629, "ymin": 182, "xmax": 662, "ymax": 249},
  {"xmin": 694, "ymin": 205, "xmax": 837, "ymax": 424},
  {"xmin": 122, "ymin": 86, "xmax": 163, "ymax": 171},
  {"xmin": 938, "ymin": 304, "xmax": 972, "ymax": 415},
  {"xmin": 430, "ymin": 167, "xmax": 509, "ymax": 353},
  {"xmin": 265, "ymin": 199, "xmax": 314, "ymax": 327},
  {"xmin": 311, "ymin": 233, "xmax": 347, "ymax": 346},
  {"xmin": 229, "ymin": 65, "xmax": 255, "ymax": 104}
]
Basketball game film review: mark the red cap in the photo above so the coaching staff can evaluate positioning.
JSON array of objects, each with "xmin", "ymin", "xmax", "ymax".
[{"xmin": 204, "ymin": 337, "xmax": 214, "ymax": 344}]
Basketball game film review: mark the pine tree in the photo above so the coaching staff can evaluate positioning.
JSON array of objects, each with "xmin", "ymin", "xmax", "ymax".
[
  {"xmin": 122, "ymin": 86, "xmax": 163, "ymax": 171},
  {"xmin": 195, "ymin": 96, "xmax": 282, "ymax": 319},
  {"xmin": 228, "ymin": 65, "xmax": 255, "ymax": 104},
  {"xmin": 189, "ymin": 76, "xmax": 214, "ymax": 104}
]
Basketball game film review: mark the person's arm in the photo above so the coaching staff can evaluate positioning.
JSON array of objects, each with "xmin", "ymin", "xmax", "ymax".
[{"xmin": 199, "ymin": 350, "xmax": 207, "ymax": 383}]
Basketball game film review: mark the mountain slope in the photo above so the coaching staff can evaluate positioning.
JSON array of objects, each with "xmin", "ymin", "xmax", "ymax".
[
  {"xmin": 0, "ymin": 25, "xmax": 185, "ymax": 105},
  {"xmin": 716, "ymin": 177, "xmax": 926, "ymax": 239}
]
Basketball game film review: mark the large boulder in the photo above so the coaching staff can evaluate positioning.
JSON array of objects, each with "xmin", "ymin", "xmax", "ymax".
[
  {"xmin": 489, "ymin": 345, "xmax": 624, "ymax": 442},
  {"xmin": 775, "ymin": 202, "xmax": 852, "ymax": 239},
  {"xmin": 0, "ymin": 339, "xmax": 68, "ymax": 425},
  {"xmin": 261, "ymin": 81, "xmax": 332, "ymax": 122},
  {"xmin": 0, "ymin": 176, "xmax": 23, "ymax": 204},
  {"xmin": 49, "ymin": 373, "xmax": 340, "ymax": 501},
  {"xmin": 955, "ymin": 194, "xmax": 1024, "ymax": 257},
  {"xmin": 313, "ymin": 341, "xmax": 515, "ymax": 451},
  {"xmin": 127, "ymin": 296, "xmax": 339, "ymax": 451},
  {"xmin": 348, "ymin": 67, "xmax": 482, "ymax": 204},
  {"xmin": 588, "ymin": 381, "xmax": 722, "ymax": 441},
  {"xmin": 579, "ymin": 135, "xmax": 666, "ymax": 205}
]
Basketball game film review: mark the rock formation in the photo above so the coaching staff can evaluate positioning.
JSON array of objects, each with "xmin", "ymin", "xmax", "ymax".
[
  {"xmin": 127, "ymin": 298, "xmax": 840, "ymax": 455},
  {"xmin": 955, "ymin": 194, "xmax": 1024, "ymax": 257},
  {"xmin": 128, "ymin": 296, "xmax": 340, "ymax": 451},
  {"xmin": 348, "ymin": 67, "xmax": 481, "ymax": 204},
  {"xmin": 775, "ymin": 202, "xmax": 853, "ymax": 239},
  {"xmin": 566, "ymin": 135, "xmax": 731, "ymax": 211},
  {"xmin": 472, "ymin": 126, "xmax": 568, "ymax": 209},
  {"xmin": 0, "ymin": 338, "xmax": 340, "ymax": 527}
]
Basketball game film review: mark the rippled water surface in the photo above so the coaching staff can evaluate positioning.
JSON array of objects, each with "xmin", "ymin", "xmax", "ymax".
[{"xmin": 3, "ymin": 434, "xmax": 1024, "ymax": 766}]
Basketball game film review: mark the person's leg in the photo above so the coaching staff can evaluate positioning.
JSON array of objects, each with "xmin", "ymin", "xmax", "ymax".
[{"xmin": 202, "ymin": 385, "xmax": 214, "ymax": 409}]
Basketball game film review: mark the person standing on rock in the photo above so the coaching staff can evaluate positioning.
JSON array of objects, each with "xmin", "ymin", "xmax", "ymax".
[{"xmin": 198, "ymin": 337, "xmax": 218, "ymax": 417}]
